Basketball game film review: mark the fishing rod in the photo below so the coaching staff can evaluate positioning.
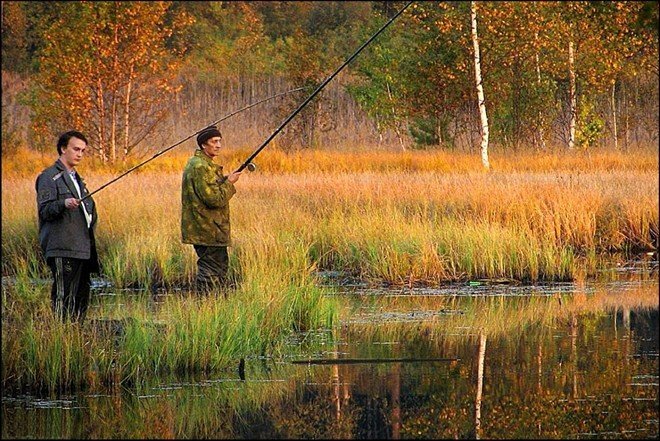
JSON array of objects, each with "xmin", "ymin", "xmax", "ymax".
[
  {"xmin": 233, "ymin": 0, "xmax": 414, "ymax": 174},
  {"xmin": 80, "ymin": 86, "xmax": 308, "ymax": 201}
]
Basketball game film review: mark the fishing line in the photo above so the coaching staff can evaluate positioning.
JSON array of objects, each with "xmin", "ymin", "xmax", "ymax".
[
  {"xmin": 233, "ymin": 0, "xmax": 414, "ymax": 173},
  {"xmin": 80, "ymin": 86, "xmax": 309, "ymax": 201}
]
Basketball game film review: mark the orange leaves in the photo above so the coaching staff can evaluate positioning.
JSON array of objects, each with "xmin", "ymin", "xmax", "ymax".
[{"xmin": 30, "ymin": 1, "xmax": 194, "ymax": 162}]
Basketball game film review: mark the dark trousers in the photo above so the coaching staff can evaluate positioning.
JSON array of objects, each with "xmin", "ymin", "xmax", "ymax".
[
  {"xmin": 47, "ymin": 257, "xmax": 92, "ymax": 322},
  {"xmin": 193, "ymin": 245, "xmax": 229, "ymax": 294}
]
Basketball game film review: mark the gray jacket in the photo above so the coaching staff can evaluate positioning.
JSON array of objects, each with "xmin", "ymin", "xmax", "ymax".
[{"xmin": 36, "ymin": 159, "xmax": 99, "ymax": 270}]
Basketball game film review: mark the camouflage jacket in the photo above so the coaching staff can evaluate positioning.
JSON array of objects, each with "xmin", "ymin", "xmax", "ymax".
[{"xmin": 181, "ymin": 150, "xmax": 236, "ymax": 246}]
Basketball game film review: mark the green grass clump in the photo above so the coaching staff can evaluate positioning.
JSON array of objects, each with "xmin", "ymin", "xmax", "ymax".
[{"xmin": 2, "ymin": 232, "xmax": 337, "ymax": 394}]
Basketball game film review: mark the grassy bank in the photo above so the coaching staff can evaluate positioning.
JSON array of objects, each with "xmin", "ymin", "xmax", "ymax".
[
  {"xmin": 1, "ymin": 149, "xmax": 657, "ymax": 392},
  {"xmin": 3, "ymin": 149, "xmax": 657, "ymax": 285},
  {"xmin": 3, "ymin": 146, "xmax": 659, "ymax": 177}
]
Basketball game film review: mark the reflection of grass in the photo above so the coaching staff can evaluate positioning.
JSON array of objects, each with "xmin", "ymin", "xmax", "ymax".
[
  {"xmin": 339, "ymin": 282, "xmax": 659, "ymax": 345},
  {"xmin": 5, "ymin": 292, "xmax": 657, "ymax": 438},
  {"xmin": 2, "ymin": 362, "xmax": 310, "ymax": 439}
]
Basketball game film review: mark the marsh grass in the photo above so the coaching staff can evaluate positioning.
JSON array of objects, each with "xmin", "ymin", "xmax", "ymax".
[
  {"xmin": 3, "ymin": 150, "xmax": 657, "ymax": 285},
  {"xmin": 2, "ymin": 149, "xmax": 657, "ymax": 392},
  {"xmin": 2, "ymin": 222, "xmax": 338, "ymax": 392},
  {"xmin": 2, "ymin": 273, "xmax": 336, "ymax": 393},
  {"xmin": 2, "ymin": 212, "xmax": 340, "ymax": 392}
]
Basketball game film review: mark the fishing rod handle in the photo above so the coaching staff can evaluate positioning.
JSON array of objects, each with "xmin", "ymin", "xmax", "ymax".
[{"xmin": 217, "ymin": 162, "xmax": 256, "ymax": 184}]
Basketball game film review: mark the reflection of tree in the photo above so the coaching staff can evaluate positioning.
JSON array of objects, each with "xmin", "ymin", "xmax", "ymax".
[
  {"xmin": 331, "ymin": 328, "xmax": 351, "ymax": 425},
  {"xmin": 355, "ymin": 395, "xmax": 391, "ymax": 439},
  {"xmin": 332, "ymin": 356, "xmax": 341, "ymax": 421},
  {"xmin": 623, "ymin": 306, "xmax": 631, "ymax": 332},
  {"xmin": 537, "ymin": 341, "xmax": 543, "ymax": 395},
  {"xmin": 474, "ymin": 332, "xmax": 487, "ymax": 440},
  {"xmin": 536, "ymin": 339, "xmax": 544, "ymax": 436},
  {"xmin": 389, "ymin": 362, "xmax": 401, "ymax": 440},
  {"xmin": 570, "ymin": 314, "xmax": 578, "ymax": 399}
]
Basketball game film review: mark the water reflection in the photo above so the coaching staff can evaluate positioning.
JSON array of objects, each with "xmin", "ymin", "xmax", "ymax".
[
  {"xmin": 3, "ymin": 280, "xmax": 658, "ymax": 439},
  {"xmin": 474, "ymin": 332, "xmax": 486, "ymax": 440}
]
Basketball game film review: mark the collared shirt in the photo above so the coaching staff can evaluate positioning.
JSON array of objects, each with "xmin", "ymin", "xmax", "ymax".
[{"xmin": 69, "ymin": 170, "xmax": 92, "ymax": 228}]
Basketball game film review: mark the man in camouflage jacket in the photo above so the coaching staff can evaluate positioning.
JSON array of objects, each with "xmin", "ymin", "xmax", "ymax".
[{"xmin": 181, "ymin": 125, "xmax": 242, "ymax": 293}]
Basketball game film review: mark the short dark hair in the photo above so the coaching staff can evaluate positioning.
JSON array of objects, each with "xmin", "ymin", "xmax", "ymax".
[{"xmin": 57, "ymin": 130, "xmax": 88, "ymax": 155}]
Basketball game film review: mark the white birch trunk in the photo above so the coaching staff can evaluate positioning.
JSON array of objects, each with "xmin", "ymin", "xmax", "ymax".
[
  {"xmin": 624, "ymin": 83, "xmax": 629, "ymax": 150},
  {"xmin": 535, "ymin": 31, "xmax": 546, "ymax": 150},
  {"xmin": 110, "ymin": 20, "xmax": 119, "ymax": 163},
  {"xmin": 124, "ymin": 24, "xmax": 138, "ymax": 159},
  {"xmin": 96, "ymin": 78, "xmax": 107, "ymax": 163},
  {"xmin": 471, "ymin": 1, "xmax": 490, "ymax": 169},
  {"xmin": 386, "ymin": 81, "xmax": 405, "ymax": 150},
  {"xmin": 568, "ymin": 39, "xmax": 577, "ymax": 149},
  {"xmin": 611, "ymin": 80, "xmax": 618, "ymax": 150},
  {"xmin": 124, "ymin": 68, "xmax": 133, "ymax": 158},
  {"xmin": 110, "ymin": 91, "xmax": 117, "ymax": 163}
]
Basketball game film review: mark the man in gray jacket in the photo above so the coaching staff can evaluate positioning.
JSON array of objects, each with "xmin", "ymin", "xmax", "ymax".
[{"xmin": 36, "ymin": 130, "xmax": 99, "ymax": 322}]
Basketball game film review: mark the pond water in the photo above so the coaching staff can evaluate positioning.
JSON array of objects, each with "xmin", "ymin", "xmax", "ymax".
[{"xmin": 2, "ymin": 260, "xmax": 658, "ymax": 439}]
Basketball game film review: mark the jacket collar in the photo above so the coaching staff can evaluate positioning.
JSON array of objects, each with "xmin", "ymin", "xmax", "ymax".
[
  {"xmin": 194, "ymin": 149, "xmax": 222, "ymax": 169},
  {"xmin": 194, "ymin": 149, "xmax": 213, "ymax": 163},
  {"xmin": 55, "ymin": 158, "xmax": 80, "ymax": 196},
  {"xmin": 55, "ymin": 158, "xmax": 69, "ymax": 172}
]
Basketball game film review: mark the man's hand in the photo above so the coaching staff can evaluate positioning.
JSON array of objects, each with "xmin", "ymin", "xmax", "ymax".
[
  {"xmin": 65, "ymin": 198, "xmax": 80, "ymax": 209},
  {"xmin": 226, "ymin": 171, "xmax": 242, "ymax": 184}
]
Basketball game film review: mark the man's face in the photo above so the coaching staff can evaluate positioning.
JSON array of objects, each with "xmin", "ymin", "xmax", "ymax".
[
  {"xmin": 60, "ymin": 137, "xmax": 87, "ymax": 169},
  {"xmin": 202, "ymin": 136, "xmax": 222, "ymax": 158}
]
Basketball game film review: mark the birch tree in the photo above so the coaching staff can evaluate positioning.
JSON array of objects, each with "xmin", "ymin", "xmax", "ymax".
[
  {"xmin": 538, "ymin": 2, "xmax": 589, "ymax": 150},
  {"xmin": 576, "ymin": 2, "xmax": 658, "ymax": 150},
  {"xmin": 537, "ymin": 2, "xmax": 651, "ymax": 150},
  {"xmin": 473, "ymin": 2, "xmax": 558, "ymax": 151},
  {"xmin": 474, "ymin": 332, "xmax": 487, "ymax": 439},
  {"xmin": 29, "ymin": 1, "xmax": 192, "ymax": 163},
  {"xmin": 471, "ymin": 1, "xmax": 489, "ymax": 169},
  {"xmin": 568, "ymin": 36, "xmax": 577, "ymax": 149},
  {"xmin": 348, "ymin": 20, "xmax": 409, "ymax": 150},
  {"xmin": 534, "ymin": 31, "xmax": 547, "ymax": 150}
]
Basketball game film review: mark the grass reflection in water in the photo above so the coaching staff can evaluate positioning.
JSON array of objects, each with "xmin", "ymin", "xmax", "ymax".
[{"xmin": 3, "ymin": 276, "xmax": 658, "ymax": 439}]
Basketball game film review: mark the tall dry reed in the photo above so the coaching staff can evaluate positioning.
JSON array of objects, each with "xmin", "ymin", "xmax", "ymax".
[{"xmin": 3, "ymin": 149, "xmax": 657, "ymax": 285}]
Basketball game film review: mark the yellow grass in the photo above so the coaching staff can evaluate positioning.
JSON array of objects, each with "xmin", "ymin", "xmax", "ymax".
[
  {"xmin": 2, "ymin": 148, "xmax": 658, "ymax": 285},
  {"xmin": 3, "ymin": 146, "xmax": 658, "ymax": 177},
  {"xmin": 4, "ymin": 147, "xmax": 656, "ymax": 392}
]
